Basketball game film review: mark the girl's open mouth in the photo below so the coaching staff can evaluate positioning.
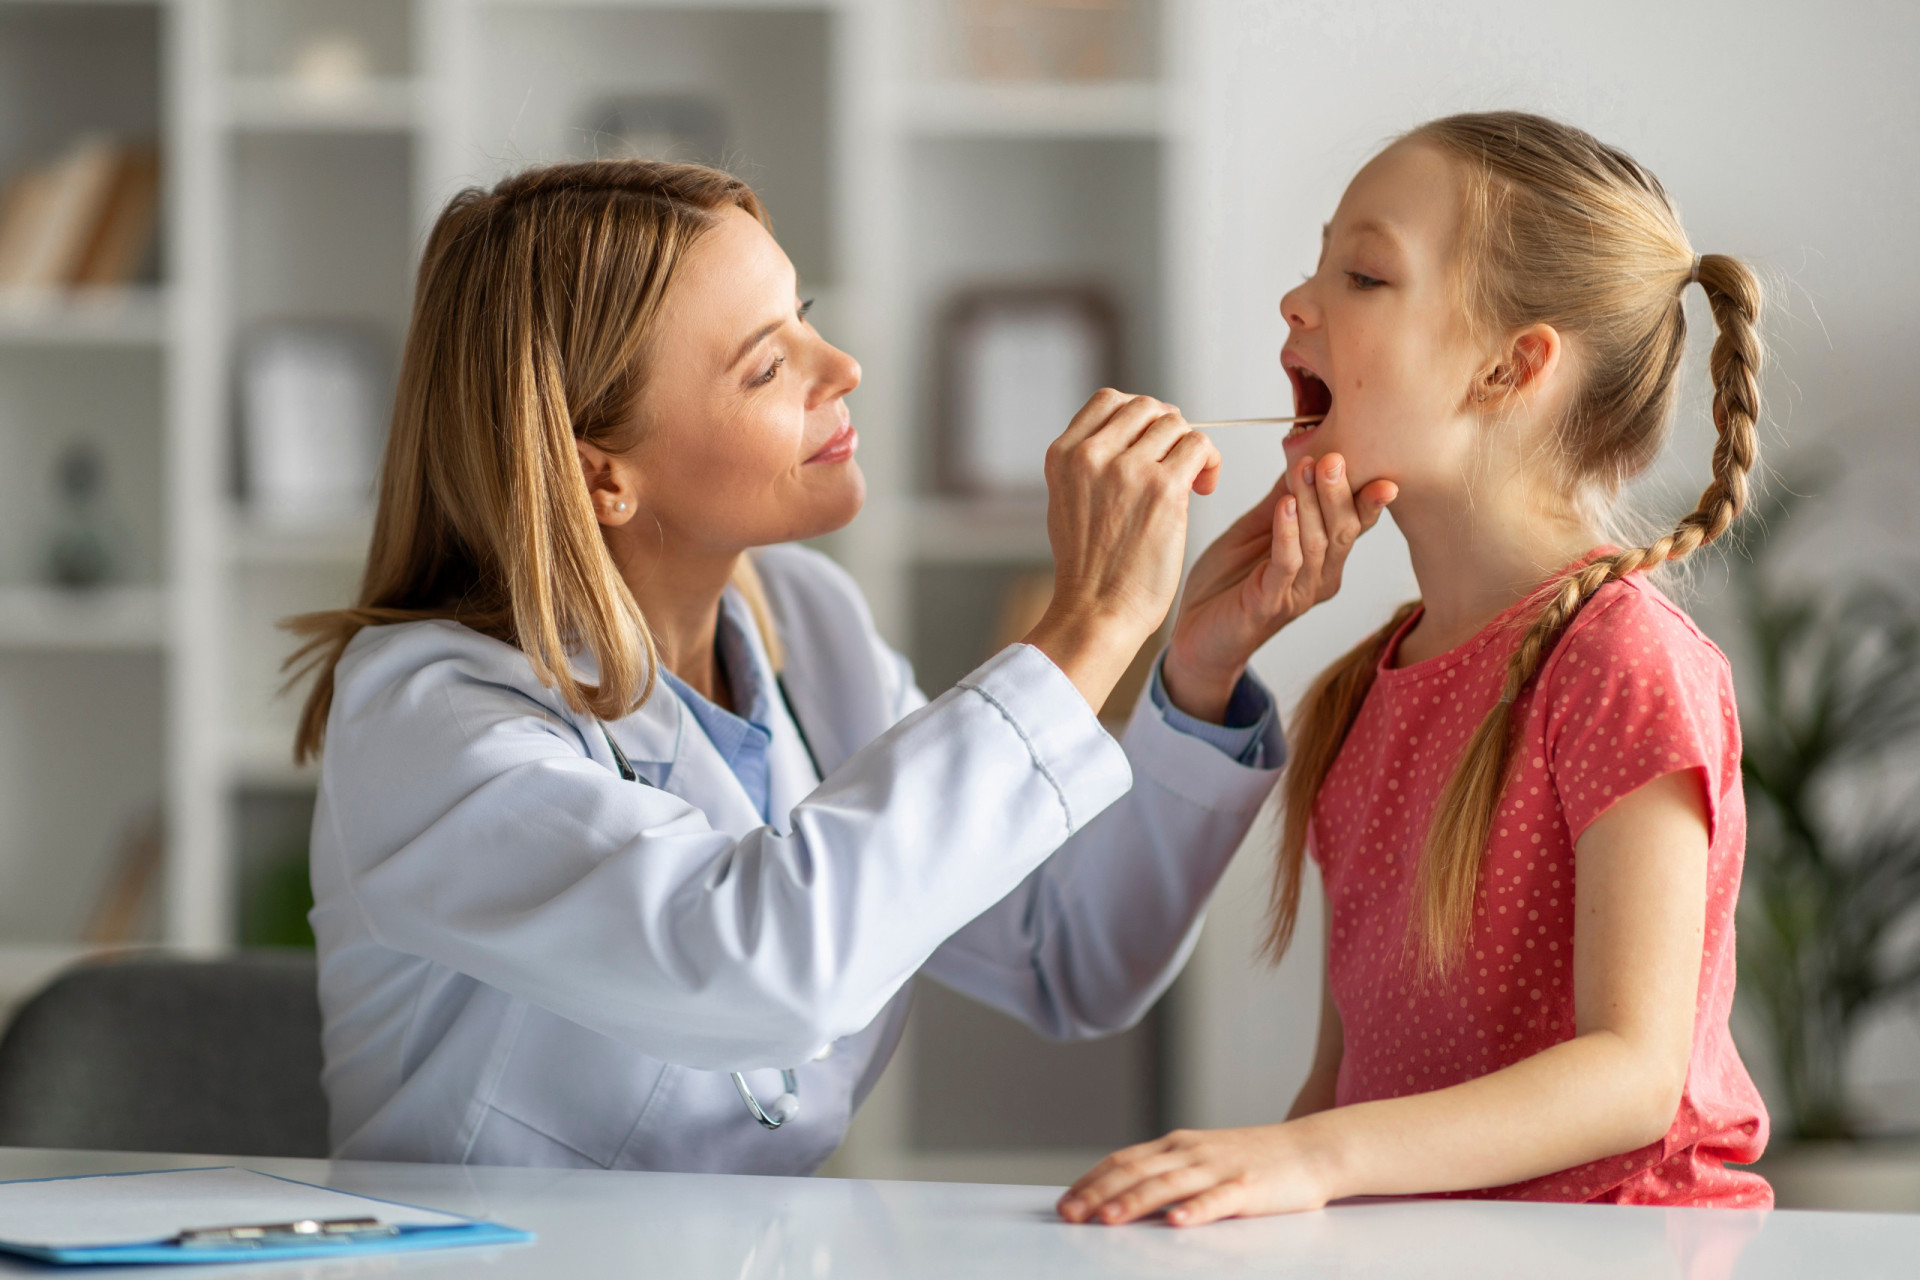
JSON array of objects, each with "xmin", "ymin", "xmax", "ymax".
[{"xmin": 1285, "ymin": 363, "xmax": 1333, "ymax": 443}]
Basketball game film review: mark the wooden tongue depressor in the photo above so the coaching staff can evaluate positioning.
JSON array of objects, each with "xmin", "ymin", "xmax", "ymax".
[{"xmin": 1188, "ymin": 415, "xmax": 1324, "ymax": 430}]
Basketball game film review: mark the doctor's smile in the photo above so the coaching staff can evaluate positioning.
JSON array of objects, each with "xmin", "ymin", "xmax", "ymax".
[{"xmin": 803, "ymin": 419, "xmax": 857, "ymax": 466}]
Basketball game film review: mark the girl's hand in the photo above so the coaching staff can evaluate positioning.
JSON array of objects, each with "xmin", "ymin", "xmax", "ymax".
[
  {"xmin": 1025, "ymin": 390, "xmax": 1222, "ymax": 712},
  {"xmin": 1162, "ymin": 453, "xmax": 1396, "ymax": 723},
  {"xmin": 1056, "ymin": 1123, "xmax": 1337, "ymax": 1227}
]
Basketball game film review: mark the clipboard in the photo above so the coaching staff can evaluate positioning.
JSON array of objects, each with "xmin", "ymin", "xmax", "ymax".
[{"xmin": 0, "ymin": 1166, "xmax": 533, "ymax": 1265}]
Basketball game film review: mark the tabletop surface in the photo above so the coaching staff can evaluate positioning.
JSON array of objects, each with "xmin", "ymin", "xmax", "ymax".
[{"xmin": 0, "ymin": 1147, "xmax": 1914, "ymax": 1279}]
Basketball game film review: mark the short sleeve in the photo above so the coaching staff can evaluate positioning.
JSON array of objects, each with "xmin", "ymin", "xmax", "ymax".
[{"xmin": 1542, "ymin": 581, "xmax": 1739, "ymax": 846}]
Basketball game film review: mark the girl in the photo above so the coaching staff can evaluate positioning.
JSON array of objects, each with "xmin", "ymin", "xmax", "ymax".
[{"xmin": 1059, "ymin": 111, "xmax": 1770, "ymax": 1224}]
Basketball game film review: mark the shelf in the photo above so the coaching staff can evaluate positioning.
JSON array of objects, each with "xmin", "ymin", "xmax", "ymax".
[
  {"xmin": 0, "ymin": 288, "xmax": 168, "ymax": 348},
  {"xmin": 908, "ymin": 496, "xmax": 1052, "ymax": 563},
  {"xmin": 0, "ymin": 585, "xmax": 168, "ymax": 652},
  {"xmin": 225, "ymin": 511, "xmax": 373, "ymax": 567},
  {"xmin": 903, "ymin": 81, "xmax": 1168, "ymax": 138},
  {"xmin": 223, "ymin": 77, "xmax": 420, "ymax": 133}
]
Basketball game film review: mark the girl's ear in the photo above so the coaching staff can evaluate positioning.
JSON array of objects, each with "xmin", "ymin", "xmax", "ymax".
[
  {"xmin": 1466, "ymin": 322, "xmax": 1559, "ymax": 412},
  {"xmin": 1474, "ymin": 324, "xmax": 1564, "ymax": 407},
  {"xmin": 576, "ymin": 438, "xmax": 639, "ymax": 527}
]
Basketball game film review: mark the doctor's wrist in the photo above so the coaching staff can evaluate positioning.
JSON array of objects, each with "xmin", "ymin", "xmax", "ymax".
[
  {"xmin": 1160, "ymin": 650, "xmax": 1244, "ymax": 725},
  {"xmin": 1022, "ymin": 609, "xmax": 1146, "ymax": 714}
]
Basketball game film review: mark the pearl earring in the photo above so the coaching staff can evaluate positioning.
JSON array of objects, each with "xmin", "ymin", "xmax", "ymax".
[{"xmin": 614, "ymin": 501, "xmax": 627, "ymax": 513}]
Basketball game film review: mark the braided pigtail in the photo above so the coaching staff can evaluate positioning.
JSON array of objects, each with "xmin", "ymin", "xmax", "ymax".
[
  {"xmin": 1410, "ymin": 252, "xmax": 1763, "ymax": 975},
  {"xmin": 1262, "ymin": 601, "xmax": 1422, "ymax": 962}
]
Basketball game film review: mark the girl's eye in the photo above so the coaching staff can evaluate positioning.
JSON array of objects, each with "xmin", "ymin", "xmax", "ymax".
[
  {"xmin": 798, "ymin": 298, "xmax": 815, "ymax": 322},
  {"xmin": 1347, "ymin": 271, "xmax": 1385, "ymax": 291},
  {"xmin": 753, "ymin": 355, "xmax": 786, "ymax": 387}
]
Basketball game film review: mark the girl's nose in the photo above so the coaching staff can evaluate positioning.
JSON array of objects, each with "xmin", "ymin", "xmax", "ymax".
[{"xmin": 1280, "ymin": 281, "xmax": 1319, "ymax": 332}]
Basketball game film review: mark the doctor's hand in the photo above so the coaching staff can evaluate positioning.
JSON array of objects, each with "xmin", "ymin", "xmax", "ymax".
[
  {"xmin": 1057, "ymin": 1122, "xmax": 1335, "ymax": 1228},
  {"xmin": 1162, "ymin": 452, "xmax": 1396, "ymax": 723},
  {"xmin": 1025, "ymin": 390, "xmax": 1222, "ymax": 714}
]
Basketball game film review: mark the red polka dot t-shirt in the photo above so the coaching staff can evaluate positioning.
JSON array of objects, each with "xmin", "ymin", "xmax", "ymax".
[{"xmin": 1311, "ymin": 565, "xmax": 1770, "ymax": 1208}]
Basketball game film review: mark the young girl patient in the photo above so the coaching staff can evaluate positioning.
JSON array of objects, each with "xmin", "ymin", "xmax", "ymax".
[{"xmin": 1059, "ymin": 111, "xmax": 1770, "ymax": 1225}]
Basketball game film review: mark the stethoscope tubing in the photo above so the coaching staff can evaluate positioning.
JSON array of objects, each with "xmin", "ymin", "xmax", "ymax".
[
  {"xmin": 732, "ymin": 1069, "xmax": 801, "ymax": 1130},
  {"xmin": 601, "ymin": 670, "xmax": 824, "ymax": 1133}
]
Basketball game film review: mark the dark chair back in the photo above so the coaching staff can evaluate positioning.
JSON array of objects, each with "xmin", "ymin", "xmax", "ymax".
[{"xmin": 0, "ymin": 952, "xmax": 328, "ymax": 1157}]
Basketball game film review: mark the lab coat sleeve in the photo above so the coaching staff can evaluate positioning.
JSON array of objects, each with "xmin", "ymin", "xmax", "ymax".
[
  {"xmin": 322, "ymin": 630, "xmax": 1131, "ymax": 1073},
  {"xmin": 921, "ymin": 664, "xmax": 1285, "ymax": 1040}
]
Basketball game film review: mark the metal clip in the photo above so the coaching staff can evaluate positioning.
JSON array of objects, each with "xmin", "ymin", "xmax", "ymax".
[{"xmin": 175, "ymin": 1217, "xmax": 400, "ymax": 1247}]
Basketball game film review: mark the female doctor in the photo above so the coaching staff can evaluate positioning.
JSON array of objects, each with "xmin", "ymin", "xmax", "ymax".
[{"xmin": 292, "ymin": 160, "xmax": 1394, "ymax": 1174}]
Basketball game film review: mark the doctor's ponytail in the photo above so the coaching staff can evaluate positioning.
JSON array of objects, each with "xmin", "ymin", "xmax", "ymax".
[{"xmin": 286, "ymin": 161, "xmax": 771, "ymax": 763}]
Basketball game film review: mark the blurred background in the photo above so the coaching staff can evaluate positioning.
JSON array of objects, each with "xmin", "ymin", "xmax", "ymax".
[{"xmin": 0, "ymin": 0, "xmax": 1913, "ymax": 1211}]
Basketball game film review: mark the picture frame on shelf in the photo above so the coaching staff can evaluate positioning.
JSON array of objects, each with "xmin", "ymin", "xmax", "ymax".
[
  {"xmin": 952, "ymin": 0, "xmax": 1153, "ymax": 81},
  {"xmin": 936, "ymin": 285, "xmax": 1119, "ymax": 496}
]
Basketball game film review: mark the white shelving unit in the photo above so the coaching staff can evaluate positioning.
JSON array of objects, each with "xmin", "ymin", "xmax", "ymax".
[
  {"xmin": 0, "ymin": 0, "xmax": 1210, "ymax": 1181},
  {"xmin": 0, "ymin": 0, "xmax": 174, "ymax": 970},
  {"xmin": 0, "ymin": 584, "xmax": 168, "ymax": 650},
  {"xmin": 0, "ymin": 287, "xmax": 169, "ymax": 346}
]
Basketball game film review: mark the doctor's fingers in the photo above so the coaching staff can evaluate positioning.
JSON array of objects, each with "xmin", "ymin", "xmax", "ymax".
[
  {"xmin": 1048, "ymin": 398, "xmax": 1168, "ymax": 489},
  {"xmin": 1254, "ymin": 494, "xmax": 1305, "ymax": 613},
  {"xmin": 1307, "ymin": 455, "xmax": 1391, "ymax": 601},
  {"xmin": 1167, "ymin": 424, "xmax": 1223, "ymax": 495},
  {"xmin": 1077, "ymin": 394, "xmax": 1180, "ymax": 462},
  {"xmin": 1125, "ymin": 403, "xmax": 1196, "ymax": 460},
  {"xmin": 1058, "ymin": 387, "xmax": 1133, "ymax": 448},
  {"xmin": 1286, "ymin": 456, "xmax": 1332, "ymax": 587},
  {"xmin": 1124, "ymin": 417, "xmax": 1220, "ymax": 498}
]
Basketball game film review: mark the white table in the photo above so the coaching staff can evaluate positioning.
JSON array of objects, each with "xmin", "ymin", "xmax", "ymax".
[{"xmin": 1, "ymin": 1147, "xmax": 1915, "ymax": 1278}]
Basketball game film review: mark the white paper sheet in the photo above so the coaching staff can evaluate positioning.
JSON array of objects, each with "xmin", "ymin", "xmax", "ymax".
[{"xmin": 0, "ymin": 1166, "xmax": 468, "ymax": 1250}]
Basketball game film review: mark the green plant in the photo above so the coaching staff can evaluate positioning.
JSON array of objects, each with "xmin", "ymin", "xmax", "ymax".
[
  {"xmin": 240, "ymin": 844, "xmax": 316, "ymax": 950},
  {"xmin": 1734, "ymin": 489, "xmax": 1920, "ymax": 1140}
]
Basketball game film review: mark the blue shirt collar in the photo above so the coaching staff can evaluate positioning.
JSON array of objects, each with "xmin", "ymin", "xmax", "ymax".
[{"xmin": 658, "ymin": 590, "xmax": 777, "ymax": 821}]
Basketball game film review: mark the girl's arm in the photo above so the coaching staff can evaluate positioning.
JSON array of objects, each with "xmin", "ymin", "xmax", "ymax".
[
  {"xmin": 1057, "ymin": 768, "xmax": 1709, "ymax": 1226},
  {"xmin": 1286, "ymin": 911, "xmax": 1344, "ymax": 1121}
]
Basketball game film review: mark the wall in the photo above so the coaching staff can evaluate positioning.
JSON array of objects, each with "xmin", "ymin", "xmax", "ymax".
[{"xmin": 1172, "ymin": 0, "xmax": 1920, "ymax": 1134}]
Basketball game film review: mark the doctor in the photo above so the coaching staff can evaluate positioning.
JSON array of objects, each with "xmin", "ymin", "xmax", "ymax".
[{"xmin": 293, "ymin": 160, "xmax": 1394, "ymax": 1174}]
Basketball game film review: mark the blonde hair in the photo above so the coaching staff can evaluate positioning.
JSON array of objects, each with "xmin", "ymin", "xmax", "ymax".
[
  {"xmin": 287, "ymin": 159, "xmax": 777, "ymax": 763},
  {"xmin": 1264, "ymin": 112, "xmax": 1763, "ymax": 973}
]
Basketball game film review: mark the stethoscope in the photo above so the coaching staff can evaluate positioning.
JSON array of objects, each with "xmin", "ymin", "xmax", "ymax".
[{"xmin": 600, "ymin": 672, "xmax": 823, "ymax": 1132}]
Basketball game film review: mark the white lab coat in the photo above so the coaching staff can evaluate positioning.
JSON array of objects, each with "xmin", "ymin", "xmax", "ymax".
[{"xmin": 309, "ymin": 544, "xmax": 1281, "ymax": 1174}]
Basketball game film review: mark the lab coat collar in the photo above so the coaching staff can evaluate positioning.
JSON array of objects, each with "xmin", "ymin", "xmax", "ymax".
[
  {"xmin": 569, "ymin": 641, "xmax": 682, "ymax": 779},
  {"xmin": 587, "ymin": 583, "xmax": 785, "ymax": 781}
]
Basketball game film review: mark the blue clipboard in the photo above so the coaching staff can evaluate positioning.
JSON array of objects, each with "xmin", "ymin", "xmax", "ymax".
[{"xmin": 0, "ymin": 1166, "xmax": 534, "ymax": 1266}]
